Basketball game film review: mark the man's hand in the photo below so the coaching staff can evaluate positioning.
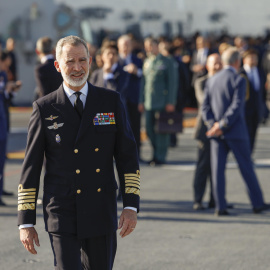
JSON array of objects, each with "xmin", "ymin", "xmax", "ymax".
[
  {"xmin": 103, "ymin": 63, "xmax": 113, "ymax": 73},
  {"xmin": 138, "ymin": 103, "xmax": 144, "ymax": 113},
  {"xmin": 206, "ymin": 122, "xmax": 223, "ymax": 137},
  {"xmin": 124, "ymin": 63, "xmax": 138, "ymax": 75},
  {"xmin": 192, "ymin": 64, "xmax": 205, "ymax": 73},
  {"xmin": 20, "ymin": 227, "xmax": 40, "ymax": 254},
  {"xmin": 165, "ymin": 104, "xmax": 175, "ymax": 113},
  {"xmin": 118, "ymin": 209, "xmax": 137, "ymax": 238}
]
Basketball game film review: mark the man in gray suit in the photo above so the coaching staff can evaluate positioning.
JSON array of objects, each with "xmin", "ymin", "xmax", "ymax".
[
  {"xmin": 193, "ymin": 53, "xmax": 222, "ymax": 210},
  {"xmin": 201, "ymin": 47, "xmax": 269, "ymax": 216}
]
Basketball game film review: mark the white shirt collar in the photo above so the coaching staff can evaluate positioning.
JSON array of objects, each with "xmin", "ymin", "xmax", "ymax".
[
  {"xmin": 103, "ymin": 63, "xmax": 118, "ymax": 80},
  {"xmin": 40, "ymin": 54, "xmax": 54, "ymax": 64},
  {"xmin": 243, "ymin": 64, "xmax": 256, "ymax": 74},
  {"xmin": 63, "ymin": 81, "xmax": 88, "ymax": 98}
]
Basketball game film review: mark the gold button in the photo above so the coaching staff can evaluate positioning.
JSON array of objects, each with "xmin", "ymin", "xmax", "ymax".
[
  {"xmin": 77, "ymin": 189, "xmax": 81, "ymax": 194},
  {"xmin": 95, "ymin": 148, "xmax": 99, "ymax": 152},
  {"xmin": 97, "ymin": 188, "xmax": 101, "ymax": 192},
  {"xmin": 74, "ymin": 149, "xmax": 79, "ymax": 154},
  {"xmin": 76, "ymin": 169, "xmax": 80, "ymax": 174},
  {"xmin": 96, "ymin": 169, "xmax": 100, "ymax": 173}
]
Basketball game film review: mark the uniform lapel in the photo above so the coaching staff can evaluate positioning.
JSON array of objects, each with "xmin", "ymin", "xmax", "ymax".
[
  {"xmin": 75, "ymin": 83, "xmax": 100, "ymax": 143},
  {"xmin": 51, "ymin": 85, "xmax": 80, "ymax": 127}
]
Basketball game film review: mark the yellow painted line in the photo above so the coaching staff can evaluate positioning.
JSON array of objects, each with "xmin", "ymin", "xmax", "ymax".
[
  {"xmin": 7, "ymin": 151, "xmax": 25, "ymax": 159},
  {"xmin": 183, "ymin": 117, "xmax": 197, "ymax": 128},
  {"xmin": 9, "ymin": 107, "xmax": 32, "ymax": 113}
]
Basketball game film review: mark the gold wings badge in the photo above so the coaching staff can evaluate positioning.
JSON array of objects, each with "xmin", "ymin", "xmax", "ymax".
[{"xmin": 45, "ymin": 115, "xmax": 59, "ymax": 121}]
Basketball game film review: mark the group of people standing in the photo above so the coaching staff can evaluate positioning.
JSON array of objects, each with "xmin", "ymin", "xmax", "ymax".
[
  {"xmin": 0, "ymin": 31, "xmax": 267, "ymax": 269},
  {"xmin": 192, "ymin": 46, "xmax": 269, "ymax": 216}
]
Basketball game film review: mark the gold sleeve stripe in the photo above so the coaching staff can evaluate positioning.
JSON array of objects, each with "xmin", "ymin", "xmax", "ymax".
[
  {"xmin": 18, "ymin": 199, "xmax": 36, "ymax": 204},
  {"xmin": 125, "ymin": 187, "xmax": 140, "ymax": 196},
  {"xmin": 124, "ymin": 173, "xmax": 139, "ymax": 177},
  {"xmin": 18, "ymin": 192, "xmax": 36, "ymax": 196},
  {"xmin": 18, "ymin": 203, "xmax": 35, "ymax": 211},
  {"xmin": 126, "ymin": 182, "xmax": 140, "ymax": 187},
  {"xmin": 125, "ymin": 177, "xmax": 140, "ymax": 181},
  {"xmin": 18, "ymin": 184, "xmax": 36, "ymax": 193},
  {"xmin": 126, "ymin": 184, "xmax": 140, "ymax": 189},
  {"xmin": 18, "ymin": 196, "xmax": 36, "ymax": 200},
  {"xmin": 125, "ymin": 180, "xmax": 140, "ymax": 184},
  {"xmin": 18, "ymin": 188, "xmax": 36, "ymax": 192}
]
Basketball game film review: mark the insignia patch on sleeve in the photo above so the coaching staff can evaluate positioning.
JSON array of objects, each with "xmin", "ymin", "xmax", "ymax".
[
  {"xmin": 18, "ymin": 184, "xmax": 36, "ymax": 211},
  {"xmin": 124, "ymin": 170, "xmax": 140, "ymax": 196}
]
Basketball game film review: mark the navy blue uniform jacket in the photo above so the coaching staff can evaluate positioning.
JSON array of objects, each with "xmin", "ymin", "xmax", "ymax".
[
  {"xmin": 17, "ymin": 83, "xmax": 140, "ymax": 239},
  {"xmin": 202, "ymin": 68, "xmax": 249, "ymax": 140}
]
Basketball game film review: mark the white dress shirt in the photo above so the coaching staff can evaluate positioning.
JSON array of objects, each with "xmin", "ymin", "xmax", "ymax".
[
  {"xmin": 63, "ymin": 81, "xmax": 88, "ymax": 107},
  {"xmin": 40, "ymin": 54, "xmax": 54, "ymax": 64},
  {"xmin": 243, "ymin": 64, "xmax": 260, "ymax": 91}
]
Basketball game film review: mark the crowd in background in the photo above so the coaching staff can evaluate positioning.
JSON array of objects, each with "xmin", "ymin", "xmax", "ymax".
[
  {"xmin": 85, "ymin": 33, "xmax": 270, "ymax": 165},
  {"xmin": 0, "ymin": 32, "xmax": 270, "ymax": 207}
]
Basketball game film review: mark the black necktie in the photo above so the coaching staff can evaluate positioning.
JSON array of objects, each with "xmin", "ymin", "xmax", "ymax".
[{"xmin": 74, "ymin": 92, "xmax": 83, "ymax": 118}]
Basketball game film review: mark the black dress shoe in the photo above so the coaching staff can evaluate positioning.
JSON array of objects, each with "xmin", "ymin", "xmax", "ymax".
[
  {"xmin": 2, "ymin": 190, "xmax": 14, "ymax": 196},
  {"xmin": 215, "ymin": 209, "xmax": 229, "ymax": 216},
  {"xmin": 253, "ymin": 203, "xmax": 270, "ymax": 214},
  {"xmin": 0, "ymin": 199, "xmax": 6, "ymax": 206},
  {"xmin": 208, "ymin": 202, "xmax": 215, "ymax": 209},
  {"xmin": 226, "ymin": 203, "xmax": 234, "ymax": 209}
]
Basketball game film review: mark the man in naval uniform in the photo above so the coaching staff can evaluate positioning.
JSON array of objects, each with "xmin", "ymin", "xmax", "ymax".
[{"xmin": 18, "ymin": 35, "xmax": 140, "ymax": 270}]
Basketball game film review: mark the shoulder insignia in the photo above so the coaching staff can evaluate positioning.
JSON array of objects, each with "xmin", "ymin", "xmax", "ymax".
[{"xmin": 45, "ymin": 115, "xmax": 59, "ymax": 121}]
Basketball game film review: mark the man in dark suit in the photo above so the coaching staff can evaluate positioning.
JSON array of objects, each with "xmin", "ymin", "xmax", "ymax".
[
  {"xmin": 240, "ymin": 49, "xmax": 266, "ymax": 152},
  {"xmin": 35, "ymin": 36, "xmax": 63, "ymax": 98},
  {"xmin": 117, "ymin": 35, "xmax": 143, "ymax": 158},
  {"xmin": 18, "ymin": 36, "xmax": 140, "ymax": 270},
  {"xmin": 0, "ymin": 59, "xmax": 8, "ymax": 206},
  {"xmin": 189, "ymin": 36, "xmax": 210, "ymax": 107},
  {"xmin": 193, "ymin": 53, "xmax": 222, "ymax": 210},
  {"xmin": 0, "ymin": 51, "xmax": 21, "ymax": 200},
  {"xmin": 201, "ymin": 47, "xmax": 269, "ymax": 216},
  {"xmin": 89, "ymin": 41, "xmax": 128, "ymax": 101},
  {"xmin": 6, "ymin": 38, "xmax": 17, "ymax": 81}
]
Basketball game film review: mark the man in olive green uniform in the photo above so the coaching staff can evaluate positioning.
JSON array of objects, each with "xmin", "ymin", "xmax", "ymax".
[{"xmin": 139, "ymin": 38, "xmax": 177, "ymax": 165}]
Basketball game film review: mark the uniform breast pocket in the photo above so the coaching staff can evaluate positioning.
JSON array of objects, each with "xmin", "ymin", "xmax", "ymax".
[{"xmin": 95, "ymin": 125, "xmax": 117, "ymax": 133}]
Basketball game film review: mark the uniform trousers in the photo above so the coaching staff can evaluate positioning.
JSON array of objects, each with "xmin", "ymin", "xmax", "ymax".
[
  {"xmin": 0, "ymin": 138, "xmax": 7, "ymax": 199},
  {"xmin": 210, "ymin": 138, "xmax": 264, "ymax": 211},
  {"xmin": 49, "ymin": 231, "xmax": 117, "ymax": 270},
  {"xmin": 245, "ymin": 113, "xmax": 259, "ymax": 153},
  {"xmin": 193, "ymin": 139, "xmax": 215, "ymax": 205},
  {"xmin": 145, "ymin": 110, "xmax": 170, "ymax": 163},
  {"xmin": 126, "ymin": 100, "xmax": 141, "ymax": 157}
]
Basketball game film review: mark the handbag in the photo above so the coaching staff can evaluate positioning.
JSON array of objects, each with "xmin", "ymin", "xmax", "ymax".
[{"xmin": 154, "ymin": 111, "xmax": 183, "ymax": 134}]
